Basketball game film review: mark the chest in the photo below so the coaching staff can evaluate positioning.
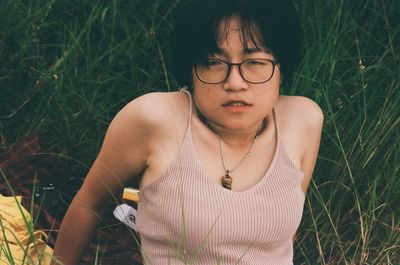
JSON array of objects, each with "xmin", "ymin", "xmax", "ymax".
[
  {"xmin": 136, "ymin": 138, "xmax": 305, "ymax": 259},
  {"xmin": 191, "ymin": 131, "xmax": 277, "ymax": 192}
]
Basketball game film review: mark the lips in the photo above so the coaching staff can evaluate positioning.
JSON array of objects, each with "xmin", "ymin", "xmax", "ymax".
[
  {"xmin": 221, "ymin": 100, "xmax": 252, "ymax": 113},
  {"xmin": 222, "ymin": 100, "xmax": 251, "ymax": 107}
]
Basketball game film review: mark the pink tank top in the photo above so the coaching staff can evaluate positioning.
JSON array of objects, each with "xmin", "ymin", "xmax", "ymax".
[{"xmin": 136, "ymin": 90, "xmax": 305, "ymax": 265}]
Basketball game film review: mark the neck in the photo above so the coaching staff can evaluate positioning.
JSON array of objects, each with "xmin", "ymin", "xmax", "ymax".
[
  {"xmin": 210, "ymin": 121, "xmax": 263, "ymax": 146},
  {"xmin": 196, "ymin": 110, "xmax": 268, "ymax": 149},
  {"xmin": 191, "ymin": 93, "xmax": 274, "ymax": 148}
]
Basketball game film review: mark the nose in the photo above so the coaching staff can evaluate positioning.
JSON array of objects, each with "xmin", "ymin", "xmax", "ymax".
[{"xmin": 223, "ymin": 64, "xmax": 249, "ymax": 91}]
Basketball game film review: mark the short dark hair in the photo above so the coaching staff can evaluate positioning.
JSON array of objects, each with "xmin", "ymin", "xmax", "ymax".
[{"xmin": 170, "ymin": 0, "xmax": 303, "ymax": 88}]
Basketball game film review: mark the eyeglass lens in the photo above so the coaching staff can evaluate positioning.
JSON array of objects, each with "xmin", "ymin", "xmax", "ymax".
[{"xmin": 196, "ymin": 59, "xmax": 275, "ymax": 84}]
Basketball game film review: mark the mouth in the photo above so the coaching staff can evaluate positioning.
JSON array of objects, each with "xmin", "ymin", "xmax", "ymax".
[{"xmin": 222, "ymin": 100, "xmax": 251, "ymax": 107}]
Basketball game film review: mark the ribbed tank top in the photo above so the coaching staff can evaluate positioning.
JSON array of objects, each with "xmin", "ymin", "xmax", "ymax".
[{"xmin": 136, "ymin": 89, "xmax": 305, "ymax": 265}]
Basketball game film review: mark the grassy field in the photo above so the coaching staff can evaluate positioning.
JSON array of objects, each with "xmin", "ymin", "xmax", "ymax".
[{"xmin": 0, "ymin": 0, "xmax": 399, "ymax": 264}]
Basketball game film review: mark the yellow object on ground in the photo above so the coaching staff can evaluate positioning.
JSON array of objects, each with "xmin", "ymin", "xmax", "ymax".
[
  {"xmin": 122, "ymin": 187, "xmax": 140, "ymax": 203},
  {"xmin": 0, "ymin": 194, "xmax": 53, "ymax": 265}
]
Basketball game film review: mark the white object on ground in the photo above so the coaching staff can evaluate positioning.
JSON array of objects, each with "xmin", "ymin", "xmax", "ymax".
[{"xmin": 113, "ymin": 203, "xmax": 138, "ymax": 231}]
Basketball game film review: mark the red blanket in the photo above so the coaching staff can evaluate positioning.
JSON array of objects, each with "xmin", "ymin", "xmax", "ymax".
[{"xmin": 0, "ymin": 134, "xmax": 142, "ymax": 264}]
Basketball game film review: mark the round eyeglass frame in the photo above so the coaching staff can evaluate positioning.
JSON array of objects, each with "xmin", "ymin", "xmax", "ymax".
[{"xmin": 194, "ymin": 58, "xmax": 279, "ymax": 84}]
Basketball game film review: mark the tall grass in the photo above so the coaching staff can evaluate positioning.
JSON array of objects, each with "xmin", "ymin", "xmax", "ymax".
[
  {"xmin": 292, "ymin": 0, "xmax": 400, "ymax": 264},
  {"xmin": 0, "ymin": 0, "xmax": 399, "ymax": 264}
]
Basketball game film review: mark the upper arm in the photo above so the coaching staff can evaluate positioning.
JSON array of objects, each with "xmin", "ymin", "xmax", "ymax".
[
  {"xmin": 297, "ymin": 97, "xmax": 324, "ymax": 193},
  {"xmin": 75, "ymin": 93, "xmax": 165, "ymax": 212},
  {"xmin": 52, "ymin": 93, "xmax": 176, "ymax": 264}
]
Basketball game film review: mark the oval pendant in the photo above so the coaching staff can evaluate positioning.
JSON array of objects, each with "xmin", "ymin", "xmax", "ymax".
[{"xmin": 221, "ymin": 173, "xmax": 232, "ymax": 190}]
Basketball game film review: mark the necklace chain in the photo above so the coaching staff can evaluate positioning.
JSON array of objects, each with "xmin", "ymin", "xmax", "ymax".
[
  {"xmin": 216, "ymin": 123, "xmax": 263, "ymax": 176},
  {"xmin": 192, "ymin": 93, "xmax": 264, "ymax": 189}
]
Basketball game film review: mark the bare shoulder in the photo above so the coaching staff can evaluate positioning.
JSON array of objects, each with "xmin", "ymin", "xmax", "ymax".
[
  {"xmin": 275, "ymin": 95, "xmax": 324, "ymax": 193},
  {"xmin": 76, "ymin": 91, "xmax": 189, "ymax": 209},
  {"xmin": 276, "ymin": 95, "xmax": 324, "ymax": 128},
  {"xmin": 99, "ymin": 91, "xmax": 188, "ymax": 175},
  {"xmin": 117, "ymin": 91, "xmax": 186, "ymax": 129},
  {"xmin": 108, "ymin": 91, "xmax": 188, "ymax": 141}
]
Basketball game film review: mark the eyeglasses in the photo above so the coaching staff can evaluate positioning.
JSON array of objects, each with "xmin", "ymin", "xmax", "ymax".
[{"xmin": 194, "ymin": 58, "xmax": 279, "ymax": 84}]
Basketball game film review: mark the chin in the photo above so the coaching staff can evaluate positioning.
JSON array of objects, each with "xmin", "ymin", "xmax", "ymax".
[{"xmin": 221, "ymin": 120, "xmax": 254, "ymax": 131}]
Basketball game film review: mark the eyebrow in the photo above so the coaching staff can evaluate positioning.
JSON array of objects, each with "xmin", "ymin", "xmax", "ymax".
[
  {"xmin": 244, "ymin": 47, "xmax": 270, "ymax": 54},
  {"xmin": 213, "ymin": 46, "xmax": 272, "ymax": 55}
]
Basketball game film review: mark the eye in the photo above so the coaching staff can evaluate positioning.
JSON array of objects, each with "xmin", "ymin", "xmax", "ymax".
[
  {"xmin": 207, "ymin": 59, "xmax": 223, "ymax": 66},
  {"xmin": 246, "ymin": 59, "xmax": 269, "ymax": 66}
]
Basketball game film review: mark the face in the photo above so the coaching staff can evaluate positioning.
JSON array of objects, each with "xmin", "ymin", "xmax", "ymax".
[{"xmin": 192, "ymin": 17, "xmax": 281, "ymax": 134}]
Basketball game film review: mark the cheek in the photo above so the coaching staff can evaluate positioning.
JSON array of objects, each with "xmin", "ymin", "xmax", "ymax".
[
  {"xmin": 192, "ymin": 75, "xmax": 220, "ymax": 102},
  {"xmin": 193, "ymin": 86, "xmax": 214, "ymax": 107},
  {"xmin": 255, "ymin": 78, "xmax": 280, "ymax": 98},
  {"xmin": 253, "ymin": 82, "xmax": 280, "ymax": 112}
]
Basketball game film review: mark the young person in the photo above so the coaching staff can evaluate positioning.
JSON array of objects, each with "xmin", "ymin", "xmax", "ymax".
[{"xmin": 53, "ymin": 0, "xmax": 323, "ymax": 264}]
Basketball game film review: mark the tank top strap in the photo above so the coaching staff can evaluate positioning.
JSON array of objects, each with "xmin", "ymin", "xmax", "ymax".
[
  {"xmin": 272, "ymin": 107, "xmax": 279, "ymax": 140},
  {"xmin": 180, "ymin": 87, "xmax": 193, "ymax": 134}
]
